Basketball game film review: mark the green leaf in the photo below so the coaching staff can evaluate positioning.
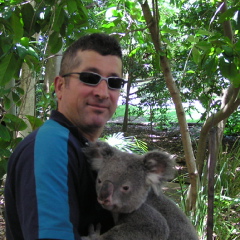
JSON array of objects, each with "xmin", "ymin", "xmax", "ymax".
[
  {"xmin": 222, "ymin": 45, "xmax": 233, "ymax": 57},
  {"xmin": 3, "ymin": 96, "xmax": 11, "ymax": 110},
  {"xmin": 0, "ymin": 125, "xmax": 11, "ymax": 141},
  {"xmin": 192, "ymin": 47, "xmax": 201, "ymax": 64},
  {"xmin": 9, "ymin": 0, "xmax": 22, "ymax": 3},
  {"xmin": 161, "ymin": 26, "xmax": 179, "ymax": 35},
  {"xmin": 102, "ymin": 22, "xmax": 115, "ymax": 29},
  {"xmin": 48, "ymin": 31, "xmax": 59, "ymax": 46},
  {"xmin": 11, "ymin": 137, "xmax": 22, "ymax": 149},
  {"xmin": 235, "ymin": 39, "xmax": 240, "ymax": 51},
  {"xmin": 20, "ymin": 37, "xmax": 30, "ymax": 47},
  {"xmin": 219, "ymin": 57, "xmax": 240, "ymax": 86},
  {"xmin": 187, "ymin": 35, "xmax": 198, "ymax": 44},
  {"xmin": 219, "ymin": 57, "xmax": 232, "ymax": 78},
  {"xmin": 0, "ymin": 139, "xmax": 10, "ymax": 149},
  {"xmin": 67, "ymin": 0, "xmax": 78, "ymax": 14},
  {"xmin": 205, "ymin": 57, "xmax": 218, "ymax": 74},
  {"xmin": 218, "ymin": 7, "xmax": 238, "ymax": 23},
  {"xmin": 196, "ymin": 30, "xmax": 212, "ymax": 36},
  {"xmin": 75, "ymin": 1, "xmax": 88, "ymax": 21},
  {"xmin": 186, "ymin": 70, "xmax": 195, "ymax": 74},
  {"xmin": 0, "ymin": 37, "xmax": 13, "ymax": 55},
  {"xmin": 10, "ymin": 9, "xmax": 23, "ymax": 44},
  {"xmin": 0, "ymin": 17, "xmax": 13, "ymax": 34},
  {"xmin": 231, "ymin": 74, "xmax": 240, "ymax": 87},
  {"xmin": 51, "ymin": 37, "xmax": 62, "ymax": 54},
  {"xmin": 26, "ymin": 115, "xmax": 43, "ymax": 130},
  {"xmin": 125, "ymin": 1, "xmax": 135, "ymax": 10},
  {"xmin": 48, "ymin": 31, "xmax": 62, "ymax": 54},
  {"xmin": 15, "ymin": 87, "xmax": 24, "ymax": 95},
  {"xmin": 53, "ymin": 5, "xmax": 65, "ymax": 32},
  {"xmin": 129, "ymin": 47, "xmax": 140, "ymax": 57},
  {"xmin": 196, "ymin": 41, "xmax": 212, "ymax": 51},
  {"xmin": 24, "ymin": 54, "xmax": 39, "ymax": 71},
  {"xmin": 13, "ymin": 57, "xmax": 24, "ymax": 80},
  {"xmin": 27, "ymin": 47, "xmax": 39, "ymax": 59},
  {"xmin": 4, "ymin": 113, "xmax": 28, "ymax": 131},
  {"xmin": 16, "ymin": 44, "xmax": 28, "ymax": 59},
  {"xmin": 0, "ymin": 53, "xmax": 18, "ymax": 86},
  {"xmin": 0, "ymin": 149, "xmax": 11, "ymax": 159},
  {"xmin": 21, "ymin": 3, "xmax": 35, "ymax": 35},
  {"xmin": 12, "ymin": 91, "xmax": 21, "ymax": 106}
]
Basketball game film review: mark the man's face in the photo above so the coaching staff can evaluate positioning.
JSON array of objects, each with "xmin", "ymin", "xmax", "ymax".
[{"xmin": 55, "ymin": 50, "xmax": 122, "ymax": 140}]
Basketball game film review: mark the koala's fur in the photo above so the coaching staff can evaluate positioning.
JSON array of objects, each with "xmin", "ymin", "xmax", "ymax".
[{"xmin": 83, "ymin": 141, "xmax": 198, "ymax": 240}]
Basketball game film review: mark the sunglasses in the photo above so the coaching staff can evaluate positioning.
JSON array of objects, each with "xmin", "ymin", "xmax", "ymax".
[{"xmin": 62, "ymin": 72, "xmax": 127, "ymax": 90}]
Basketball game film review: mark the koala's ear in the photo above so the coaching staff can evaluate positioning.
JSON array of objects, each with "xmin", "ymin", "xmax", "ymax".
[
  {"xmin": 143, "ymin": 151, "xmax": 175, "ymax": 187},
  {"xmin": 83, "ymin": 141, "xmax": 115, "ymax": 171}
]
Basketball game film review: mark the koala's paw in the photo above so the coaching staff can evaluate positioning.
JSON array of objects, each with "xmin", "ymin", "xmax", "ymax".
[{"xmin": 83, "ymin": 223, "xmax": 101, "ymax": 240}]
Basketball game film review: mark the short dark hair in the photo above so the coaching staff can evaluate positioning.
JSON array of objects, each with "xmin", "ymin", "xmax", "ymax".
[{"xmin": 59, "ymin": 33, "xmax": 122, "ymax": 76}]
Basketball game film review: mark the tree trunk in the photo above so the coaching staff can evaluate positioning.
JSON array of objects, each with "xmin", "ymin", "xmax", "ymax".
[
  {"xmin": 206, "ymin": 127, "xmax": 218, "ymax": 240},
  {"xmin": 122, "ymin": 73, "xmax": 132, "ymax": 132},
  {"xmin": 44, "ymin": 48, "xmax": 62, "ymax": 93},
  {"xmin": 18, "ymin": 62, "xmax": 36, "ymax": 137}
]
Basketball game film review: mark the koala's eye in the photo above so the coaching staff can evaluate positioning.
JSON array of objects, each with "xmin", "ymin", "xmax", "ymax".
[
  {"xmin": 122, "ymin": 186, "xmax": 130, "ymax": 191},
  {"xmin": 97, "ymin": 178, "xmax": 102, "ymax": 184}
]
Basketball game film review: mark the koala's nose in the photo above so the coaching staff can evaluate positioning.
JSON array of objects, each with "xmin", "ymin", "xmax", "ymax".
[{"xmin": 98, "ymin": 180, "xmax": 114, "ymax": 206}]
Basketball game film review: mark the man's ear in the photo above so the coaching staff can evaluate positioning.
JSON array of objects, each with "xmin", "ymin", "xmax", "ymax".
[{"xmin": 54, "ymin": 76, "xmax": 65, "ymax": 100}]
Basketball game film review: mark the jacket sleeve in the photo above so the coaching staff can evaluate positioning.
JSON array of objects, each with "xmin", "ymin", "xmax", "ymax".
[{"xmin": 15, "ymin": 120, "xmax": 82, "ymax": 239}]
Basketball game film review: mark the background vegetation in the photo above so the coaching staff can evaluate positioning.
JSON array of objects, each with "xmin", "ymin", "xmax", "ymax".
[{"xmin": 0, "ymin": 0, "xmax": 239, "ymax": 239}]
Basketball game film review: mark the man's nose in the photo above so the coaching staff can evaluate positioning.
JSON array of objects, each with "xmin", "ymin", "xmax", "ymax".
[{"xmin": 93, "ymin": 79, "xmax": 109, "ymax": 99}]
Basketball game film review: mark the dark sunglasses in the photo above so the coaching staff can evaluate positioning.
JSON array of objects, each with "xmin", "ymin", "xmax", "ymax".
[{"xmin": 62, "ymin": 72, "xmax": 127, "ymax": 90}]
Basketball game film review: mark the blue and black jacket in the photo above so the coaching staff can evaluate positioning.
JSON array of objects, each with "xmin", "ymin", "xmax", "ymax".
[{"xmin": 4, "ymin": 110, "xmax": 114, "ymax": 240}]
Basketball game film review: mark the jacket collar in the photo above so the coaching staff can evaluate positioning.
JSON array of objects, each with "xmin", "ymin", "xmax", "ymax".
[{"xmin": 50, "ymin": 110, "xmax": 89, "ymax": 147}]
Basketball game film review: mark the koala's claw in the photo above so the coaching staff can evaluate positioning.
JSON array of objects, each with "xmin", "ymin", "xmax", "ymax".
[{"xmin": 82, "ymin": 224, "xmax": 101, "ymax": 240}]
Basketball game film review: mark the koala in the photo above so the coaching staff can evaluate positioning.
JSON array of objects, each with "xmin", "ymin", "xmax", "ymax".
[{"xmin": 83, "ymin": 141, "xmax": 198, "ymax": 240}]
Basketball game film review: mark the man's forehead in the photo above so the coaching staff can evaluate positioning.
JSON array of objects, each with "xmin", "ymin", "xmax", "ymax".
[{"xmin": 76, "ymin": 50, "xmax": 123, "ymax": 76}]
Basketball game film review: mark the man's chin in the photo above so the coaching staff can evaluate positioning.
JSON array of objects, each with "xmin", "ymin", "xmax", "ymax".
[{"xmin": 87, "ymin": 118, "xmax": 108, "ymax": 129}]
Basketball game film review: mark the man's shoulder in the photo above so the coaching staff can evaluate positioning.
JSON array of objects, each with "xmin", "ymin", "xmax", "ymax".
[
  {"xmin": 12, "ymin": 119, "xmax": 69, "ymax": 154},
  {"xmin": 39, "ymin": 119, "xmax": 70, "ymax": 135}
]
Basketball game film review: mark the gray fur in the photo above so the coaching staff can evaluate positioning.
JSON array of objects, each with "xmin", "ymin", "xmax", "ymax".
[{"xmin": 83, "ymin": 141, "xmax": 198, "ymax": 240}]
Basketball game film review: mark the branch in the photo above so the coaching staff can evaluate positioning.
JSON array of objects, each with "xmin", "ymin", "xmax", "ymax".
[
  {"xmin": 196, "ymin": 86, "xmax": 240, "ymax": 175},
  {"xmin": 44, "ymin": 54, "xmax": 62, "ymax": 61},
  {"xmin": 220, "ymin": 0, "xmax": 234, "ymax": 42},
  {"xmin": 141, "ymin": 1, "xmax": 161, "ymax": 52}
]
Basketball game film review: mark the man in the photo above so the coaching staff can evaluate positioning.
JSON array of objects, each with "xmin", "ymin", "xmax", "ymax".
[{"xmin": 4, "ymin": 33, "xmax": 126, "ymax": 239}]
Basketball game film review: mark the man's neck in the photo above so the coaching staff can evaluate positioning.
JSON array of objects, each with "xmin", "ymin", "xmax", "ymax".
[{"xmin": 78, "ymin": 127, "xmax": 103, "ymax": 142}]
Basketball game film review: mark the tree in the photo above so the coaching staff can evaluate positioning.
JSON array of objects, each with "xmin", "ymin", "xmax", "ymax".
[{"xmin": 140, "ymin": 0, "xmax": 199, "ymax": 211}]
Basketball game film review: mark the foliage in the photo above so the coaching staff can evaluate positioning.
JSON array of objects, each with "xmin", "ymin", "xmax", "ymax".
[
  {"xmin": 0, "ymin": 1, "xmax": 239, "ymax": 149},
  {"xmin": 36, "ymin": 83, "xmax": 57, "ymax": 120},
  {"xmin": 189, "ymin": 142, "xmax": 240, "ymax": 239},
  {"xmin": 225, "ymin": 109, "xmax": 240, "ymax": 135}
]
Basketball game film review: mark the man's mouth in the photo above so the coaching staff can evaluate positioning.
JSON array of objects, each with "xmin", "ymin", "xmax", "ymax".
[
  {"xmin": 87, "ymin": 104, "xmax": 109, "ymax": 114},
  {"xmin": 88, "ymin": 103, "xmax": 109, "ymax": 109}
]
